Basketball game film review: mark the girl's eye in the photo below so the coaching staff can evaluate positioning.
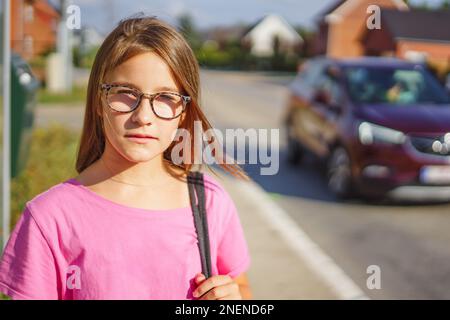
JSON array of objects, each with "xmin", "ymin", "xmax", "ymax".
[
  {"xmin": 159, "ymin": 94, "xmax": 177, "ymax": 101},
  {"xmin": 117, "ymin": 89, "xmax": 138, "ymax": 97}
]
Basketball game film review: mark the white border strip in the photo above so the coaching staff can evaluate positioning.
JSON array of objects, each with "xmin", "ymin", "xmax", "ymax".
[
  {"xmin": 2, "ymin": 0, "xmax": 11, "ymax": 251},
  {"xmin": 234, "ymin": 178, "xmax": 369, "ymax": 300}
]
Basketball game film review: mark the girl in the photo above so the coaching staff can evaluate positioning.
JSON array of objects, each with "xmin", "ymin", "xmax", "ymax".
[{"xmin": 0, "ymin": 15, "xmax": 252, "ymax": 300}]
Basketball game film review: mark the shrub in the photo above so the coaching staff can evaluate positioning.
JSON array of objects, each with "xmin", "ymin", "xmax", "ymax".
[{"xmin": 11, "ymin": 125, "xmax": 79, "ymax": 228}]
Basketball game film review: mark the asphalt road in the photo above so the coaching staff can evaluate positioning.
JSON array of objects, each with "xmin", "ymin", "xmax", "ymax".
[{"xmin": 201, "ymin": 69, "xmax": 450, "ymax": 299}]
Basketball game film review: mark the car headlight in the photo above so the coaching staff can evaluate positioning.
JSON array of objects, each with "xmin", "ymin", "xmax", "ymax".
[{"xmin": 358, "ymin": 121, "xmax": 406, "ymax": 145}]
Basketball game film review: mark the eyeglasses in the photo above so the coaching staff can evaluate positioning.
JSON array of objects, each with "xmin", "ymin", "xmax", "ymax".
[{"xmin": 100, "ymin": 83, "xmax": 191, "ymax": 120}]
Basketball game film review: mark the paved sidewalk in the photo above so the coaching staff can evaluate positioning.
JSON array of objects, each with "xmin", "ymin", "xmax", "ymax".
[
  {"xmin": 217, "ymin": 171, "xmax": 338, "ymax": 299},
  {"xmin": 34, "ymin": 103, "xmax": 85, "ymax": 130}
]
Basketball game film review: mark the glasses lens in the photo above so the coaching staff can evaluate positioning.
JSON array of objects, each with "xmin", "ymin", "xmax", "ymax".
[
  {"xmin": 107, "ymin": 86, "xmax": 139, "ymax": 112},
  {"xmin": 153, "ymin": 93, "xmax": 184, "ymax": 119}
]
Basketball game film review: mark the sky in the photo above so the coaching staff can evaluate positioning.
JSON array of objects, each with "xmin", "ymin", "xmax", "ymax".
[{"xmin": 57, "ymin": 0, "xmax": 448, "ymax": 35}]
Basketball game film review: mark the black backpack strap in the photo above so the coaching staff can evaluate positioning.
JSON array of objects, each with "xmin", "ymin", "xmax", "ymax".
[{"xmin": 187, "ymin": 171, "xmax": 212, "ymax": 279}]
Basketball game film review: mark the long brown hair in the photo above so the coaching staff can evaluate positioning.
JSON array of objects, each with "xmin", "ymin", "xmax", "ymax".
[{"xmin": 75, "ymin": 14, "xmax": 249, "ymax": 181}]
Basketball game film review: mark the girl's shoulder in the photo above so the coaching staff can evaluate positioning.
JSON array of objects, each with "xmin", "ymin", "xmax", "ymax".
[
  {"xmin": 23, "ymin": 178, "xmax": 80, "ymax": 220},
  {"xmin": 202, "ymin": 171, "xmax": 231, "ymax": 199},
  {"xmin": 202, "ymin": 171, "xmax": 224, "ymax": 191},
  {"xmin": 201, "ymin": 171, "xmax": 237, "ymax": 212}
]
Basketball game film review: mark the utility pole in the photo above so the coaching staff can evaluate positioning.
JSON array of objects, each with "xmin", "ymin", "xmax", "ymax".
[{"xmin": 57, "ymin": 0, "xmax": 73, "ymax": 92}]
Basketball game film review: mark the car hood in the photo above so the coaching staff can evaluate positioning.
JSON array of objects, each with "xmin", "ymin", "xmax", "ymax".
[{"xmin": 354, "ymin": 104, "xmax": 450, "ymax": 134}]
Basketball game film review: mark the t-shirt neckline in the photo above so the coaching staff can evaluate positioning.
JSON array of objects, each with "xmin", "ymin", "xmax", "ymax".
[{"xmin": 64, "ymin": 178, "xmax": 192, "ymax": 214}]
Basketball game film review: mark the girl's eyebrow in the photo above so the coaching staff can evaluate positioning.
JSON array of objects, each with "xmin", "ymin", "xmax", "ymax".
[
  {"xmin": 110, "ymin": 81, "xmax": 141, "ymax": 91},
  {"xmin": 109, "ymin": 81, "xmax": 179, "ymax": 93}
]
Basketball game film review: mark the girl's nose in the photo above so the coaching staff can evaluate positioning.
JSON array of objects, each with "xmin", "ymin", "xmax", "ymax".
[{"xmin": 131, "ymin": 97, "xmax": 156, "ymax": 125}]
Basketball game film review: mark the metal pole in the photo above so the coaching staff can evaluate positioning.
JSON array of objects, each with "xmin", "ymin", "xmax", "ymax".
[
  {"xmin": 57, "ymin": 0, "xmax": 73, "ymax": 92},
  {"xmin": 2, "ymin": 0, "xmax": 11, "ymax": 250}
]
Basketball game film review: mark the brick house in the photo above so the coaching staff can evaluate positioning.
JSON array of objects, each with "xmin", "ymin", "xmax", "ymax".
[
  {"xmin": 11, "ymin": 0, "xmax": 60, "ymax": 61},
  {"xmin": 360, "ymin": 9, "xmax": 450, "ymax": 72},
  {"xmin": 314, "ymin": 0, "xmax": 408, "ymax": 58}
]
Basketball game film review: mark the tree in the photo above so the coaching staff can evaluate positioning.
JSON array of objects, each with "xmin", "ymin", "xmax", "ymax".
[
  {"xmin": 177, "ymin": 14, "xmax": 201, "ymax": 51},
  {"xmin": 403, "ymin": 0, "xmax": 430, "ymax": 9},
  {"xmin": 405, "ymin": 0, "xmax": 450, "ymax": 10}
]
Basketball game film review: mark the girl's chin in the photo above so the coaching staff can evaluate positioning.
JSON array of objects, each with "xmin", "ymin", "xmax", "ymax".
[{"xmin": 121, "ymin": 149, "xmax": 160, "ymax": 163}]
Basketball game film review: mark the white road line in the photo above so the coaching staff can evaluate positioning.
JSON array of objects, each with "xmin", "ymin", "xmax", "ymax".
[{"xmin": 233, "ymin": 178, "xmax": 370, "ymax": 300}]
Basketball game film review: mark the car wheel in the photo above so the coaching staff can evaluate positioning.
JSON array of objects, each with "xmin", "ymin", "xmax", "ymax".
[
  {"xmin": 286, "ymin": 125, "xmax": 303, "ymax": 165},
  {"xmin": 327, "ymin": 146, "xmax": 353, "ymax": 198}
]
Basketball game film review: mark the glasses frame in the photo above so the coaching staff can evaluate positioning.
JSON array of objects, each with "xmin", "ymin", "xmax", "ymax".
[{"xmin": 100, "ymin": 83, "xmax": 191, "ymax": 120}]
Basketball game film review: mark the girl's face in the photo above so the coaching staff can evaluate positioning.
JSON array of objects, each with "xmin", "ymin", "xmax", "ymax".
[{"xmin": 102, "ymin": 52, "xmax": 185, "ymax": 163}]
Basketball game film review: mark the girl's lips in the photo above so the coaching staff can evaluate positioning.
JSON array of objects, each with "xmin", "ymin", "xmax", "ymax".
[{"xmin": 125, "ymin": 135, "xmax": 158, "ymax": 144}]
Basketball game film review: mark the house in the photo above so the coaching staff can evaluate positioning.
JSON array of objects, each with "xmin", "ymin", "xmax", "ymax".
[
  {"xmin": 200, "ymin": 24, "xmax": 248, "ymax": 50},
  {"xmin": 360, "ymin": 9, "xmax": 450, "ymax": 71},
  {"xmin": 11, "ymin": 0, "xmax": 60, "ymax": 61},
  {"xmin": 241, "ymin": 14, "xmax": 303, "ymax": 57},
  {"xmin": 314, "ymin": 0, "xmax": 408, "ymax": 58}
]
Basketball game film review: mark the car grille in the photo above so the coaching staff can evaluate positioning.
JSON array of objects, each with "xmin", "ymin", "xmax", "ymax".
[{"xmin": 409, "ymin": 135, "xmax": 450, "ymax": 156}]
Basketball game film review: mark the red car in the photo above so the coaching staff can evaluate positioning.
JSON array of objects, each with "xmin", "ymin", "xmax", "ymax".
[{"xmin": 284, "ymin": 57, "xmax": 450, "ymax": 201}]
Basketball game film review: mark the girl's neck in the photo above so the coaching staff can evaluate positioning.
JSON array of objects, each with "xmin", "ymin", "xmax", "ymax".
[
  {"xmin": 76, "ymin": 142, "xmax": 187, "ymax": 188},
  {"xmin": 100, "ymin": 152, "xmax": 170, "ymax": 186}
]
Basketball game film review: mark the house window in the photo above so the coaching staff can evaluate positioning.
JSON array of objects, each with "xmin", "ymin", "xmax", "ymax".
[
  {"xmin": 24, "ymin": 35, "xmax": 33, "ymax": 56},
  {"xmin": 24, "ymin": 4, "xmax": 34, "ymax": 22}
]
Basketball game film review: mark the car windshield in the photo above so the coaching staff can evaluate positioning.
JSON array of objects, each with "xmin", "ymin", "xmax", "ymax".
[{"xmin": 343, "ymin": 65, "xmax": 450, "ymax": 105}]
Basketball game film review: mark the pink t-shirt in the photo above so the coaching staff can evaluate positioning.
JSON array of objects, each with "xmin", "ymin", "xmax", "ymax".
[{"xmin": 0, "ymin": 173, "xmax": 251, "ymax": 300}]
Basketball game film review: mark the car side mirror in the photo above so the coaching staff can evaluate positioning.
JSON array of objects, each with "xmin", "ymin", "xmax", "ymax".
[
  {"xmin": 325, "ymin": 66, "xmax": 341, "ymax": 81},
  {"xmin": 314, "ymin": 90, "xmax": 342, "ymax": 113}
]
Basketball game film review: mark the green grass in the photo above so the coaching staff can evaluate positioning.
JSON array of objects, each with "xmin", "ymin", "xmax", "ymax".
[
  {"xmin": 11, "ymin": 125, "xmax": 79, "ymax": 228},
  {"xmin": 37, "ymin": 85, "xmax": 87, "ymax": 105},
  {"xmin": 1, "ymin": 293, "xmax": 11, "ymax": 300},
  {"xmin": 0, "ymin": 126, "xmax": 79, "ymax": 300}
]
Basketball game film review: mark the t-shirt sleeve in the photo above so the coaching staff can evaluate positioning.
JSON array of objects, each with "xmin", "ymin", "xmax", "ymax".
[
  {"xmin": 215, "ymin": 186, "xmax": 251, "ymax": 279},
  {"xmin": 0, "ymin": 205, "xmax": 59, "ymax": 300}
]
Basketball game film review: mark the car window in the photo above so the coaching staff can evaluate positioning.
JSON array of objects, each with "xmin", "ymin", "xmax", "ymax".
[
  {"xmin": 315, "ymin": 67, "xmax": 344, "ymax": 106},
  {"xmin": 344, "ymin": 65, "xmax": 450, "ymax": 105},
  {"xmin": 324, "ymin": 76, "xmax": 343, "ymax": 106},
  {"xmin": 302, "ymin": 60, "xmax": 325, "ymax": 86},
  {"xmin": 289, "ymin": 60, "xmax": 326, "ymax": 100}
]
